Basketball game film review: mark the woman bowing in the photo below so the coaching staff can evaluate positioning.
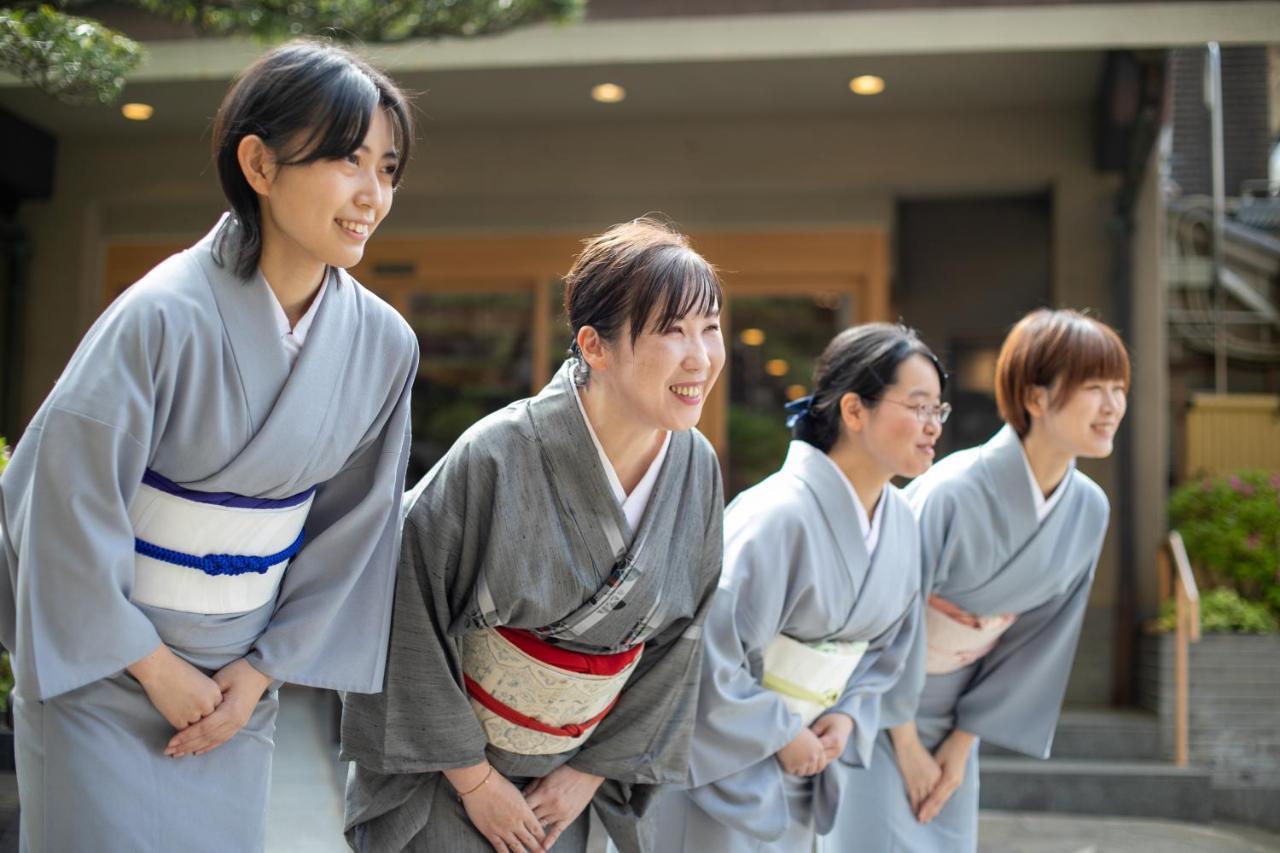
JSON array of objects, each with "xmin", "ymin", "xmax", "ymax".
[{"xmin": 342, "ymin": 218, "xmax": 726, "ymax": 853}]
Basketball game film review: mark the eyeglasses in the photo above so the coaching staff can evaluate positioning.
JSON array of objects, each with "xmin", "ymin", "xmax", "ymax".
[{"xmin": 868, "ymin": 397, "xmax": 952, "ymax": 425}]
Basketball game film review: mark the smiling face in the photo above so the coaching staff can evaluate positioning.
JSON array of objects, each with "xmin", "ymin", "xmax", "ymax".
[
  {"xmin": 855, "ymin": 353, "xmax": 945, "ymax": 479},
  {"xmin": 253, "ymin": 107, "xmax": 399, "ymax": 278},
  {"xmin": 592, "ymin": 308, "xmax": 726, "ymax": 433},
  {"xmin": 1029, "ymin": 376, "xmax": 1127, "ymax": 459}
]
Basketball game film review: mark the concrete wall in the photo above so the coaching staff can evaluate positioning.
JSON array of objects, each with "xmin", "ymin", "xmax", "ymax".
[
  {"xmin": 1137, "ymin": 633, "xmax": 1280, "ymax": 831},
  {"xmin": 15, "ymin": 101, "xmax": 1133, "ymax": 701}
]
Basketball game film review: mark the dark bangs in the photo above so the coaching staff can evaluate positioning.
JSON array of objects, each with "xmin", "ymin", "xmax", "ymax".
[
  {"xmin": 628, "ymin": 245, "xmax": 724, "ymax": 344},
  {"xmin": 273, "ymin": 64, "xmax": 410, "ymax": 187}
]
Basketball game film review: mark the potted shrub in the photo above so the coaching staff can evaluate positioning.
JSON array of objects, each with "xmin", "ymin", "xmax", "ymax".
[{"xmin": 1137, "ymin": 469, "xmax": 1280, "ymax": 830}]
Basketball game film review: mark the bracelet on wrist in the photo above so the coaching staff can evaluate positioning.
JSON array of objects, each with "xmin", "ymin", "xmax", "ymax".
[{"xmin": 457, "ymin": 765, "xmax": 494, "ymax": 798}]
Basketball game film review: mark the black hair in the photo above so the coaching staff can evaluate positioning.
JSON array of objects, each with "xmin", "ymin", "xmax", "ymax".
[
  {"xmin": 793, "ymin": 322, "xmax": 947, "ymax": 452},
  {"xmin": 563, "ymin": 216, "xmax": 723, "ymax": 374},
  {"xmin": 211, "ymin": 39, "xmax": 413, "ymax": 279}
]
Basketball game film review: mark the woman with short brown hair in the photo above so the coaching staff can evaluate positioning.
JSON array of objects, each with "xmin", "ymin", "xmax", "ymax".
[
  {"xmin": 832, "ymin": 308, "xmax": 1130, "ymax": 852},
  {"xmin": 342, "ymin": 217, "xmax": 726, "ymax": 853}
]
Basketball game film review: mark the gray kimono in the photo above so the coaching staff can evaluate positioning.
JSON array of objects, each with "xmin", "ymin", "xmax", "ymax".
[
  {"xmin": 652, "ymin": 440, "xmax": 919, "ymax": 852},
  {"xmin": 340, "ymin": 362, "xmax": 724, "ymax": 853},
  {"xmin": 832, "ymin": 425, "xmax": 1109, "ymax": 852},
  {"xmin": 0, "ymin": 217, "xmax": 417, "ymax": 852}
]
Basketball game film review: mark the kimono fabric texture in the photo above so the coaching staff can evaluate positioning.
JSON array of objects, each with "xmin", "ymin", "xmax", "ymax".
[
  {"xmin": 0, "ymin": 215, "xmax": 418, "ymax": 852},
  {"xmin": 831, "ymin": 425, "xmax": 1109, "ymax": 853},
  {"xmin": 340, "ymin": 361, "xmax": 725, "ymax": 853},
  {"xmin": 652, "ymin": 440, "xmax": 920, "ymax": 853}
]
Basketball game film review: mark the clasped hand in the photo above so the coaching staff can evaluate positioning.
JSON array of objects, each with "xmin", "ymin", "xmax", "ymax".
[
  {"xmin": 128, "ymin": 647, "xmax": 272, "ymax": 757},
  {"xmin": 776, "ymin": 712, "xmax": 854, "ymax": 777}
]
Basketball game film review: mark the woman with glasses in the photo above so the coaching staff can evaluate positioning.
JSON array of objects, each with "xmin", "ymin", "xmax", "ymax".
[
  {"xmin": 834, "ymin": 309, "xmax": 1130, "ymax": 852},
  {"xmin": 653, "ymin": 323, "xmax": 945, "ymax": 852}
]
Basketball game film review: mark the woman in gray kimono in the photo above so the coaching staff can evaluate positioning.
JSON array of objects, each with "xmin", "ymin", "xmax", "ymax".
[
  {"xmin": 0, "ymin": 42, "xmax": 418, "ymax": 852},
  {"xmin": 834, "ymin": 308, "xmax": 1130, "ymax": 852},
  {"xmin": 654, "ymin": 323, "xmax": 945, "ymax": 852},
  {"xmin": 341, "ymin": 217, "xmax": 726, "ymax": 853}
]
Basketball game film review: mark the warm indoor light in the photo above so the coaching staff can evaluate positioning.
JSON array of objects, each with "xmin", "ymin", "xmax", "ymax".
[
  {"xmin": 765, "ymin": 359, "xmax": 790, "ymax": 377},
  {"xmin": 121, "ymin": 102, "xmax": 154, "ymax": 121},
  {"xmin": 739, "ymin": 328, "xmax": 766, "ymax": 347},
  {"xmin": 786, "ymin": 384, "xmax": 808, "ymax": 401},
  {"xmin": 848, "ymin": 75, "xmax": 885, "ymax": 96},
  {"xmin": 591, "ymin": 83, "xmax": 626, "ymax": 104}
]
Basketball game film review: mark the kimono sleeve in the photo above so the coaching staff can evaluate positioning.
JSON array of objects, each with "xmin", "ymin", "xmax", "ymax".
[
  {"xmin": 830, "ymin": 592, "xmax": 919, "ymax": 768},
  {"xmin": 682, "ymin": 514, "xmax": 807, "ymax": 789},
  {"xmin": 878, "ymin": 488, "xmax": 955, "ymax": 728},
  {"xmin": 567, "ymin": 463, "xmax": 726, "ymax": 787},
  {"xmin": 339, "ymin": 444, "xmax": 491, "ymax": 775},
  {"xmin": 245, "ymin": 346, "xmax": 417, "ymax": 692},
  {"xmin": 952, "ymin": 548, "xmax": 1100, "ymax": 758},
  {"xmin": 0, "ymin": 301, "xmax": 168, "ymax": 701}
]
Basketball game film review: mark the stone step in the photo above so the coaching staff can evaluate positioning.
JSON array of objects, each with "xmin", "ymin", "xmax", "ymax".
[
  {"xmin": 978, "ymin": 757, "xmax": 1214, "ymax": 822},
  {"xmin": 980, "ymin": 708, "xmax": 1164, "ymax": 761}
]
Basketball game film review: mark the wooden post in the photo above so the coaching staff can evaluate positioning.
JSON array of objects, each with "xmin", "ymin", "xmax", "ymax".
[{"xmin": 1174, "ymin": 574, "xmax": 1189, "ymax": 768}]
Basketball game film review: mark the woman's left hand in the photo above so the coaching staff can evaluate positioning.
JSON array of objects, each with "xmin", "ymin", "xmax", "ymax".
[
  {"xmin": 165, "ymin": 658, "xmax": 273, "ymax": 757},
  {"xmin": 916, "ymin": 730, "xmax": 975, "ymax": 824},
  {"xmin": 523, "ymin": 765, "xmax": 604, "ymax": 849}
]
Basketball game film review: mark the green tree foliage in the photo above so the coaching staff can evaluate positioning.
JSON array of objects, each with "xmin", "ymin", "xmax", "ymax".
[
  {"xmin": 1169, "ymin": 469, "xmax": 1280, "ymax": 619},
  {"xmin": 1, "ymin": 0, "xmax": 582, "ymax": 104},
  {"xmin": 0, "ymin": 5, "xmax": 142, "ymax": 104}
]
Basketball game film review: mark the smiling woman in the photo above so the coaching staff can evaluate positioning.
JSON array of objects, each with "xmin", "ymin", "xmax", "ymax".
[
  {"xmin": 0, "ymin": 39, "xmax": 419, "ymax": 853},
  {"xmin": 833, "ymin": 308, "xmax": 1131, "ymax": 853},
  {"xmin": 341, "ymin": 218, "xmax": 727, "ymax": 853}
]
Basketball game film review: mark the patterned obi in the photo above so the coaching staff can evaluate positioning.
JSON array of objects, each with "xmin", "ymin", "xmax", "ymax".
[
  {"xmin": 924, "ymin": 594, "xmax": 1017, "ymax": 675},
  {"xmin": 461, "ymin": 626, "xmax": 643, "ymax": 755},
  {"xmin": 762, "ymin": 634, "xmax": 869, "ymax": 726},
  {"xmin": 129, "ymin": 469, "xmax": 314, "ymax": 615}
]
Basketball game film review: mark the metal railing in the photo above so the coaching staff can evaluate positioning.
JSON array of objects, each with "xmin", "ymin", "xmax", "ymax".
[{"xmin": 1156, "ymin": 531, "xmax": 1201, "ymax": 767}]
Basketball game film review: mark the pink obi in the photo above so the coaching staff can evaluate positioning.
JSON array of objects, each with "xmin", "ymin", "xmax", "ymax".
[{"xmin": 924, "ymin": 595, "xmax": 1017, "ymax": 675}]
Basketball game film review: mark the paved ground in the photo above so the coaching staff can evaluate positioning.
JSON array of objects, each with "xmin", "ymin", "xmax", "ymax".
[{"xmin": 0, "ymin": 687, "xmax": 1277, "ymax": 851}]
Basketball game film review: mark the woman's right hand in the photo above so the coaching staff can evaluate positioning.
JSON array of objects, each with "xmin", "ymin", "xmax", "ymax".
[
  {"xmin": 127, "ymin": 644, "xmax": 223, "ymax": 731},
  {"xmin": 776, "ymin": 726, "xmax": 827, "ymax": 776},
  {"xmin": 448, "ymin": 763, "xmax": 547, "ymax": 853},
  {"xmin": 890, "ymin": 723, "xmax": 942, "ymax": 814}
]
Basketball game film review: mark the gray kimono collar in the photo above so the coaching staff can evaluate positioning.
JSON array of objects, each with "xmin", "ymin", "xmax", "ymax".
[
  {"xmin": 980, "ymin": 425, "xmax": 1045, "ymax": 537},
  {"xmin": 979, "ymin": 424, "xmax": 1076, "ymax": 533},
  {"xmin": 187, "ymin": 215, "xmax": 356, "ymax": 496},
  {"xmin": 782, "ymin": 440, "xmax": 871, "ymax": 591},
  {"xmin": 526, "ymin": 361, "xmax": 691, "ymax": 574}
]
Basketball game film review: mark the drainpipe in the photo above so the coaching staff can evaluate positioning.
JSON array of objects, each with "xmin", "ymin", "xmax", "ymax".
[{"xmin": 1206, "ymin": 42, "xmax": 1228, "ymax": 393}]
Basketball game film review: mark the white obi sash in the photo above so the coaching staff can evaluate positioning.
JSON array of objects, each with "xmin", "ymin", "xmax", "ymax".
[
  {"xmin": 129, "ymin": 470, "xmax": 314, "ymax": 615},
  {"xmin": 461, "ymin": 626, "xmax": 643, "ymax": 755},
  {"xmin": 762, "ymin": 634, "xmax": 869, "ymax": 726},
  {"xmin": 924, "ymin": 595, "xmax": 1017, "ymax": 675}
]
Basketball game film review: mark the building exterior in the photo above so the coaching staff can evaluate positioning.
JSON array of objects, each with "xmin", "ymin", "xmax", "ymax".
[{"xmin": 1, "ymin": 0, "xmax": 1278, "ymax": 825}]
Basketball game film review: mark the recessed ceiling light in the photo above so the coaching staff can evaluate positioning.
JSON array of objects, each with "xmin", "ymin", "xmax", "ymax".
[
  {"xmin": 121, "ymin": 103, "xmax": 154, "ymax": 121},
  {"xmin": 849, "ymin": 76, "xmax": 885, "ymax": 96},
  {"xmin": 591, "ymin": 83, "xmax": 626, "ymax": 104}
]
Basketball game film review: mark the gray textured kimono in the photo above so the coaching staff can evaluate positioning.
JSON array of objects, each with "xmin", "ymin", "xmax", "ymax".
[
  {"xmin": 340, "ymin": 362, "xmax": 724, "ymax": 853},
  {"xmin": 0, "ymin": 217, "xmax": 417, "ymax": 852},
  {"xmin": 651, "ymin": 440, "xmax": 919, "ymax": 852},
  {"xmin": 832, "ymin": 424, "xmax": 1109, "ymax": 852}
]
